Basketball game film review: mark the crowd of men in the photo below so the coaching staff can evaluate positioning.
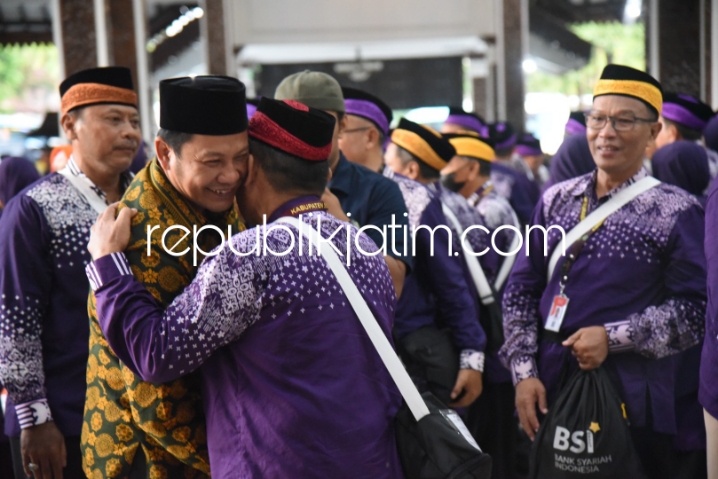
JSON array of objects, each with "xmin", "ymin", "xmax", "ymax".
[{"xmin": 0, "ymin": 60, "xmax": 717, "ymax": 479}]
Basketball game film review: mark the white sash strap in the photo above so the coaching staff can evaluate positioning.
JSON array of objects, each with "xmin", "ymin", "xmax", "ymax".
[
  {"xmin": 493, "ymin": 208, "xmax": 521, "ymax": 292},
  {"xmin": 58, "ymin": 167, "xmax": 108, "ymax": 214},
  {"xmin": 277, "ymin": 216, "xmax": 430, "ymax": 421},
  {"xmin": 441, "ymin": 203, "xmax": 495, "ymax": 305},
  {"xmin": 546, "ymin": 176, "xmax": 661, "ymax": 282}
]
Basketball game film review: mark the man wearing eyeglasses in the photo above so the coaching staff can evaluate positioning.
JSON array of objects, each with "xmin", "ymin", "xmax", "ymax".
[
  {"xmin": 500, "ymin": 64, "xmax": 707, "ymax": 478},
  {"xmin": 337, "ymin": 86, "xmax": 392, "ymax": 174},
  {"xmin": 275, "ymin": 74, "xmax": 411, "ymax": 297}
]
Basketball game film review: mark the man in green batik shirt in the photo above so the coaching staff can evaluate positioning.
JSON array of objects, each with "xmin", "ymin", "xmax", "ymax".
[{"xmin": 82, "ymin": 76, "xmax": 248, "ymax": 479}]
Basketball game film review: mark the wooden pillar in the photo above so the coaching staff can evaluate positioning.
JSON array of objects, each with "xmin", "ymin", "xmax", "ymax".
[
  {"xmin": 701, "ymin": 0, "xmax": 712, "ymax": 103},
  {"xmin": 108, "ymin": 0, "xmax": 139, "ymax": 89},
  {"xmin": 55, "ymin": 0, "xmax": 152, "ymax": 140},
  {"xmin": 58, "ymin": 0, "xmax": 98, "ymax": 75},
  {"xmin": 473, "ymin": 77, "xmax": 489, "ymax": 120},
  {"xmin": 653, "ymin": 0, "xmax": 702, "ymax": 96},
  {"xmin": 203, "ymin": 0, "xmax": 228, "ymax": 75},
  {"xmin": 498, "ymin": 0, "xmax": 527, "ymax": 128},
  {"xmin": 712, "ymin": 0, "xmax": 718, "ymax": 107}
]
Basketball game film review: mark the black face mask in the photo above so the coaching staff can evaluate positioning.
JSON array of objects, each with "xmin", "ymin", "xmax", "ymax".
[{"xmin": 440, "ymin": 173, "xmax": 466, "ymax": 193}]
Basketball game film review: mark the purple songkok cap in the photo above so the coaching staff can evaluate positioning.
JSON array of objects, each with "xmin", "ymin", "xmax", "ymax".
[
  {"xmin": 704, "ymin": 115, "xmax": 718, "ymax": 152},
  {"xmin": 247, "ymin": 103, "xmax": 258, "ymax": 119},
  {"xmin": 662, "ymin": 102, "xmax": 708, "ymax": 131},
  {"xmin": 565, "ymin": 118, "xmax": 587, "ymax": 135},
  {"xmin": 444, "ymin": 114, "xmax": 485, "ymax": 134},
  {"xmin": 495, "ymin": 134, "xmax": 517, "ymax": 151},
  {"xmin": 651, "ymin": 140, "xmax": 709, "ymax": 197},
  {"xmin": 344, "ymin": 98, "xmax": 390, "ymax": 136},
  {"xmin": 515, "ymin": 144, "xmax": 542, "ymax": 157}
]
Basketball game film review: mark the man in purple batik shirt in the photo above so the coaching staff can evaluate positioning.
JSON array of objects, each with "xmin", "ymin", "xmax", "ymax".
[
  {"xmin": 0, "ymin": 67, "xmax": 139, "ymax": 479},
  {"xmin": 84, "ymin": 98, "xmax": 404, "ymax": 479},
  {"xmin": 701, "ymin": 164, "xmax": 718, "ymax": 479},
  {"xmin": 500, "ymin": 64, "xmax": 706, "ymax": 478},
  {"xmin": 384, "ymin": 118, "xmax": 485, "ymax": 409}
]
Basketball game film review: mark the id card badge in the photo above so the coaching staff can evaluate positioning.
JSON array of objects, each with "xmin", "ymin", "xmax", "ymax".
[{"xmin": 545, "ymin": 294, "xmax": 569, "ymax": 332}]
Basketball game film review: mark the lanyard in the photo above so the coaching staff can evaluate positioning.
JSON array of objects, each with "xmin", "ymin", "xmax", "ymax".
[
  {"xmin": 468, "ymin": 183, "xmax": 494, "ymax": 207},
  {"xmin": 557, "ymin": 196, "xmax": 605, "ymax": 294}
]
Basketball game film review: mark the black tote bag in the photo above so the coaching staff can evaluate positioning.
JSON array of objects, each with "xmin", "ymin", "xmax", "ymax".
[
  {"xmin": 395, "ymin": 392, "xmax": 493, "ymax": 479},
  {"xmin": 529, "ymin": 367, "xmax": 646, "ymax": 479},
  {"xmin": 281, "ymin": 217, "xmax": 492, "ymax": 479}
]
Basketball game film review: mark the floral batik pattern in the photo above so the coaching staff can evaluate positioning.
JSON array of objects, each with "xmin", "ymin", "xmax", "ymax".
[{"xmin": 82, "ymin": 159, "xmax": 242, "ymax": 479}]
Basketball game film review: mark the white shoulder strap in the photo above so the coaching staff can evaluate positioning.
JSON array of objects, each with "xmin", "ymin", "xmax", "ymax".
[
  {"xmin": 441, "ymin": 202, "xmax": 495, "ymax": 305},
  {"xmin": 57, "ymin": 167, "xmax": 108, "ymax": 214},
  {"xmin": 493, "ymin": 207, "xmax": 521, "ymax": 292},
  {"xmin": 277, "ymin": 216, "xmax": 430, "ymax": 421},
  {"xmin": 546, "ymin": 176, "xmax": 661, "ymax": 282}
]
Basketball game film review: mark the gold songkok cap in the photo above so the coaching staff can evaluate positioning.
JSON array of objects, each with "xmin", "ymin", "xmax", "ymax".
[
  {"xmin": 593, "ymin": 64, "xmax": 663, "ymax": 116},
  {"xmin": 445, "ymin": 133, "xmax": 495, "ymax": 162},
  {"xmin": 391, "ymin": 118, "xmax": 455, "ymax": 171}
]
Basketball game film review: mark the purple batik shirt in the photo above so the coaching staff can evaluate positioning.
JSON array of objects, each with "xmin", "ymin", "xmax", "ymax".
[
  {"xmin": 500, "ymin": 168, "xmax": 706, "ymax": 435},
  {"xmin": 384, "ymin": 170, "xmax": 484, "ymax": 370},
  {"xmin": 468, "ymin": 181, "xmax": 521, "ymax": 287},
  {"xmin": 701, "ymin": 180, "xmax": 718, "ymax": 420},
  {"xmin": 491, "ymin": 162, "xmax": 539, "ymax": 224},
  {"xmin": 0, "ymin": 158, "xmax": 131, "ymax": 437},
  {"xmin": 432, "ymin": 182, "xmax": 492, "ymax": 372},
  {"xmin": 468, "ymin": 182, "xmax": 522, "ymax": 383},
  {"xmin": 88, "ymin": 207, "xmax": 404, "ymax": 479}
]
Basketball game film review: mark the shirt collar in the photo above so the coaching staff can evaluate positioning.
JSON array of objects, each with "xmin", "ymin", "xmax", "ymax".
[
  {"xmin": 327, "ymin": 153, "xmax": 351, "ymax": 196},
  {"xmin": 67, "ymin": 156, "xmax": 133, "ymax": 204},
  {"xmin": 266, "ymin": 195, "xmax": 326, "ymax": 223},
  {"xmin": 570, "ymin": 166, "xmax": 649, "ymax": 201}
]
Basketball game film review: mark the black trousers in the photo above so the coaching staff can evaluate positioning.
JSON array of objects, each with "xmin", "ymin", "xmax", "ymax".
[
  {"xmin": 630, "ymin": 427, "xmax": 706, "ymax": 479},
  {"xmin": 10, "ymin": 435, "xmax": 82, "ymax": 479},
  {"xmin": 467, "ymin": 381, "xmax": 522, "ymax": 479},
  {"xmin": 1, "ymin": 439, "xmax": 13, "ymax": 479},
  {"xmin": 397, "ymin": 326, "xmax": 459, "ymax": 405}
]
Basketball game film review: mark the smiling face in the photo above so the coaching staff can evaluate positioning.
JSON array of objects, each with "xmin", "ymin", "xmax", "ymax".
[
  {"xmin": 587, "ymin": 95, "xmax": 661, "ymax": 178},
  {"xmin": 62, "ymin": 104, "xmax": 141, "ymax": 175},
  {"xmin": 156, "ymin": 131, "xmax": 249, "ymax": 213}
]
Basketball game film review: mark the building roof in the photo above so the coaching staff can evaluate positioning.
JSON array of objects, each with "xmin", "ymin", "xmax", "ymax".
[{"xmin": 0, "ymin": 0, "xmax": 52, "ymax": 46}]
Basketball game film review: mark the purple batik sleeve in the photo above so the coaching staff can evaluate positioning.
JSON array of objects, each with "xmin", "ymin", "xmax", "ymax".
[
  {"xmin": 419, "ymin": 202, "xmax": 486, "ymax": 365},
  {"xmin": 606, "ymin": 205, "xmax": 707, "ymax": 358},
  {"xmin": 499, "ymin": 198, "xmax": 548, "ymax": 385},
  {"xmin": 0, "ymin": 196, "xmax": 53, "ymax": 427},
  {"xmin": 90, "ymin": 249, "xmax": 262, "ymax": 383}
]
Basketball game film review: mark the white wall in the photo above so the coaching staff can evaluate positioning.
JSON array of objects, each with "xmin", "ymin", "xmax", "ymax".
[{"xmin": 226, "ymin": 0, "xmax": 495, "ymax": 46}]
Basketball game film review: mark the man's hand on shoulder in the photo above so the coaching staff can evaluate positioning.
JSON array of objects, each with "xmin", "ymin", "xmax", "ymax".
[
  {"xmin": 88, "ymin": 203, "xmax": 137, "ymax": 260},
  {"xmin": 321, "ymin": 188, "xmax": 350, "ymax": 223}
]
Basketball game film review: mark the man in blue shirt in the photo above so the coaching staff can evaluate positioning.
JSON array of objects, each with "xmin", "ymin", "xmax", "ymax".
[{"xmin": 275, "ymin": 71, "xmax": 411, "ymax": 295}]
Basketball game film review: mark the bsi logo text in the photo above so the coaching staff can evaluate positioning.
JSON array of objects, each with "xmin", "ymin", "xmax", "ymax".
[{"xmin": 553, "ymin": 425, "xmax": 599, "ymax": 454}]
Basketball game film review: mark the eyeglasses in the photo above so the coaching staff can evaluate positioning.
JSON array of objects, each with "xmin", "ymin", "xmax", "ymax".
[
  {"xmin": 341, "ymin": 127, "xmax": 372, "ymax": 136},
  {"xmin": 584, "ymin": 112, "xmax": 656, "ymax": 131}
]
